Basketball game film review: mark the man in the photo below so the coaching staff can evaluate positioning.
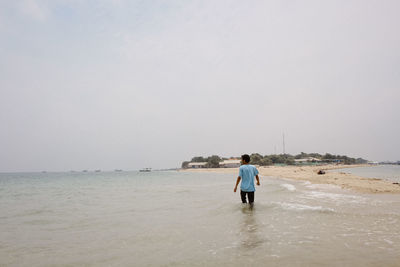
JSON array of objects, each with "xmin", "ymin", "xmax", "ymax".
[{"xmin": 234, "ymin": 154, "xmax": 260, "ymax": 205}]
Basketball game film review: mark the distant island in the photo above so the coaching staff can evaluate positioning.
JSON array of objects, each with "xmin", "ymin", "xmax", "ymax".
[{"xmin": 181, "ymin": 152, "xmax": 369, "ymax": 169}]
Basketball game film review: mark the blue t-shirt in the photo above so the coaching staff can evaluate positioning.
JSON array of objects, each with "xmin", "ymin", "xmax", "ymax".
[{"xmin": 239, "ymin": 164, "xmax": 259, "ymax": 192}]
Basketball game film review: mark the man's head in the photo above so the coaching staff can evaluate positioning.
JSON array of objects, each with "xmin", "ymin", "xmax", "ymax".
[{"xmin": 241, "ymin": 154, "xmax": 250, "ymax": 164}]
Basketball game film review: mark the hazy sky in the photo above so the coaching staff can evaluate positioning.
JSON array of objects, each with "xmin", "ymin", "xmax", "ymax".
[{"xmin": 1, "ymin": 0, "xmax": 399, "ymax": 171}]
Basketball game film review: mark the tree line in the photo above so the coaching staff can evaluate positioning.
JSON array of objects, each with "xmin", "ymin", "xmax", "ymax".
[{"xmin": 181, "ymin": 152, "xmax": 368, "ymax": 168}]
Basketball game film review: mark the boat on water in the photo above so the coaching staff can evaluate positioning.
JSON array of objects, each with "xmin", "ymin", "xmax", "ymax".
[{"xmin": 139, "ymin": 168, "xmax": 152, "ymax": 172}]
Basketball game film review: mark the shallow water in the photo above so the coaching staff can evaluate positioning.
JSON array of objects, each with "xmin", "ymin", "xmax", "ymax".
[{"xmin": 0, "ymin": 170, "xmax": 399, "ymax": 266}]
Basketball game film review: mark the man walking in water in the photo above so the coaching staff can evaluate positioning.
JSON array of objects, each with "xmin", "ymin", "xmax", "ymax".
[{"xmin": 234, "ymin": 154, "xmax": 260, "ymax": 206}]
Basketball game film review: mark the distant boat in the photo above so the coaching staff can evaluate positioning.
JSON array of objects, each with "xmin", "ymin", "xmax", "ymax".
[
  {"xmin": 114, "ymin": 169, "xmax": 123, "ymax": 172},
  {"xmin": 95, "ymin": 170, "xmax": 101, "ymax": 172},
  {"xmin": 139, "ymin": 168, "xmax": 152, "ymax": 172},
  {"xmin": 82, "ymin": 170, "xmax": 88, "ymax": 172}
]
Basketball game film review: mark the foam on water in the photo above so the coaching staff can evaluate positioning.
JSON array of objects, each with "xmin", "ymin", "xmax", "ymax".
[
  {"xmin": 302, "ymin": 191, "xmax": 367, "ymax": 204},
  {"xmin": 304, "ymin": 182, "xmax": 342, "ymax": 190},
  {"xmin": 272, "ymin": 202, "xmax": 335, "ymax": 213},
  {"xmin": 280, "ymin": 183, "xmax": 296, "ymax": 192}
]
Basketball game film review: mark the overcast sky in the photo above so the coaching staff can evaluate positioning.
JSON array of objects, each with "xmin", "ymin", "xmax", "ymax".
[{"xmin": 1, "ymin": 0, "xmax": 399, "ymax": 172}]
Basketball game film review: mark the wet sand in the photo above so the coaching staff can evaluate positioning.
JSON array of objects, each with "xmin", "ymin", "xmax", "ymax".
[{"xmin": 182, "ymin": 165, "xmax": 400, "ymax": 193}]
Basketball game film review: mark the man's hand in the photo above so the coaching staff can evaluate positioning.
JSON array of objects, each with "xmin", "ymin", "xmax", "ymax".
[
  {"xmin": 256, "ymin": 181, "xmax": 260, "ymax": 186},
  {"xmin": 234, "ymin": 176, "xmax": 241, "ymax": 193}
]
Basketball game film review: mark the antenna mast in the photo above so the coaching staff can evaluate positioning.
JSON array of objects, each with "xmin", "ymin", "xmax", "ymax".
[{"xmin": 282, "ymin": 133, "xmax": 285, "ymax": 154}]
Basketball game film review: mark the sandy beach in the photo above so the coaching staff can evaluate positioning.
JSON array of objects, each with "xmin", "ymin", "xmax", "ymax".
[{"xmin": 182, "ymin": 164, "xmax": 400, "ymax": 193}]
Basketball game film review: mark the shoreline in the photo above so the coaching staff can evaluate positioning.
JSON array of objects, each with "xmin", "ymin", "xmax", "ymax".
[{"xmin": 181, "ymin": 164, "xmax": 400, "ymax": 194}]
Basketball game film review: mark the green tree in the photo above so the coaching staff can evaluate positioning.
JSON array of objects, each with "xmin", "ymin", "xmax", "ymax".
[
  {"xmin": 285, "ymin": 157, "xmax": 295, "ymax": 165},
  {"xmin": 207, "ymin": 155, "xmax": 221, "ymax": 168},
  {"xmin": 322, "ymin": 153, "xmax": 335, "ymax": 160},
  {"xmin": 295, "ymin": 152, "xmax": 308, "ymax": 159},
  {"xmin": 259, "ymin": 158, "xmax": 273, "ymax": 166},
  {"xmin": 191, "ymin": 156, "xmax": 206, "ymax": 162},
  {"xmin": 250, "ymin": 153, "xmax": 262, "ymax": 165},
  {"xmin": 355, "ymin": 158, "xmax": 367, "ymax": 164},
  {"xmin": 269, "ymin": 154, "xmax": 282, "ymax": 164},
  {"xmin": 181, "ymin": 161, "xmax": 190, "ymax": 168}
]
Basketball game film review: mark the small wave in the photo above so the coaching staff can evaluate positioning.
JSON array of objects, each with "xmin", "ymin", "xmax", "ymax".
[
  {"xmin": 281, "ymin": 184, "xmax": 296, "ymax": 192},
  {"xmin": 304, "ymin": 183, "xmax": 341, "ymax": 190},
  {"xmin": 10, "ymin": 209, "xmax": 55, "ymax": 218},
  {"xmin": 303, "ymin": 191, "xmax": 366, "ymax": 204},
  {"xmin": 175, "ymin": 189, "xmax": 191, "ymax": 193},
  {"xmin": 273, "ymin": 202, "xmax": 335, "ymax": 213}
]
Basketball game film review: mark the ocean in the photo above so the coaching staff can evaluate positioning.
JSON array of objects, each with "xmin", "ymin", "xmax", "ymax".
[
  {"xmin": 1, "ymin": 167, "xmax": 399, "ymax": 266},
  {"xmin": 334, "ymin": 165, "xmax": 400, "ymax": 183}
]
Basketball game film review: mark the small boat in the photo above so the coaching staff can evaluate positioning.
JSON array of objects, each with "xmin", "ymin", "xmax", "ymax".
[
  {"xmin": 114, "ymin": 169, "xmax": 123, "ymax": 172},
  {"xmin": 139, "ymin": 168, "xmax": 152, "ymax": 172},
  {"xmin": 95, "ymin": 170, "xmax": 101, "ymax": 172}
]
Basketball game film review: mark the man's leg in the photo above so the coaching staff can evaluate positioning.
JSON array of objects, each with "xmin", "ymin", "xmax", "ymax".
[
  {"xmin": 240, "ymin": 190, "xmax": 247, "ymax": 203},
  {"xmin": 248, "ymin": 192, "xmax": 255, "ymax": 204}
]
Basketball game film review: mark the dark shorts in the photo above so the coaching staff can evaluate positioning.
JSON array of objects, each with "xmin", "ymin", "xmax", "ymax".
[{"xmin": 240, "ymin": 190, "xmax": 254, "ymax": 204}]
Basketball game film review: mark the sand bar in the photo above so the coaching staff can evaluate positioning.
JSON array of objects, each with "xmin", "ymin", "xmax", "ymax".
[{"xmin": 182, "ymin": 164, "xmax": 400, "ymax": 194}]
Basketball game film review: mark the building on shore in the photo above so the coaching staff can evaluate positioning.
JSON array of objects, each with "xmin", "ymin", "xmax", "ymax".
[
  {"xmin": 294, "ymin": 157, "xmax": 322, "ymax": 165},
  {"xmin": 219, "ymin": 159, "xmax": 241, "ymax": 168},
  {"xmin": 187, "ymin": 162, "xmax": 208, "ymax": 169}
]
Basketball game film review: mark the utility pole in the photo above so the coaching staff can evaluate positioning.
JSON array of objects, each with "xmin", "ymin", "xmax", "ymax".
[{"xmin": 282, "ymin": 133, "xmax": 285, "ymax": 155}]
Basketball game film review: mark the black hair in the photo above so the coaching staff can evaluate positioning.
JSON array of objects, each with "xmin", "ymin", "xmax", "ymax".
[{"xmin": 241, "ymin": 154, "xmax": 250, "ymax": 163}]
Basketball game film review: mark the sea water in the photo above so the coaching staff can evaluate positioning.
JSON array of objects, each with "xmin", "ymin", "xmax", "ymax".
[
  {"xmin": 334, "ymin": 165, "xmax": 400, "ymax": 183},
  {"xmin": 0, "ymin": 169, "xmax": 399, "ymax": 266}
]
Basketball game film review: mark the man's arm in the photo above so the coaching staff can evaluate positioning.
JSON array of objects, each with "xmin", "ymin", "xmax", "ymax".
[
  {"xmin": 234, "ymin": 176, "xmax": 241, "ymax": 192},
  {"xmin": 255, "ymin": 175, "xmax": 260, "ymax": 186}
]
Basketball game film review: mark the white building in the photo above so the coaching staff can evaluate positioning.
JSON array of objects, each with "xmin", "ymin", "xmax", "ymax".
[
  {"xmin": 294, "ymin": 157, "xmax": 321, "ymax": 163},
  {"xmin": 187, "ymin": 162, "xmax": 208, "ymax": 168},
  {"xmin": 219, "ymin": 159, "xmax": 241, "ymax": 168}
]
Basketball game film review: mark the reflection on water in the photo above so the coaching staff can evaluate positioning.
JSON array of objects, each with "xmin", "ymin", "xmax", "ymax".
[{"xmin": 239, "ymin": 205, "xmax": 267, "ymax": 250}]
